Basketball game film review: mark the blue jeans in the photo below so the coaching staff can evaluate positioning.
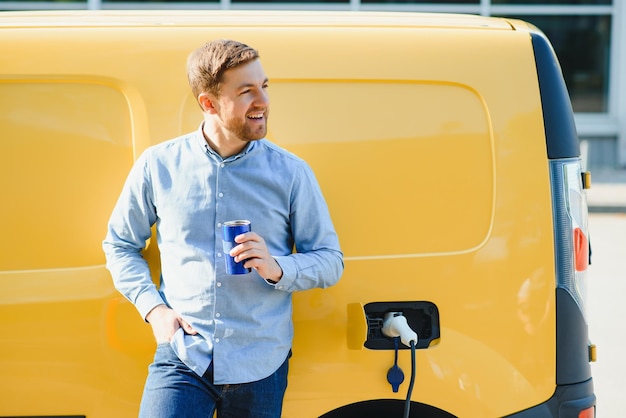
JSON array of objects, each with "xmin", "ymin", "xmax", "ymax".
[{"xmin": 139, "ymin": 343, "xmax": 289, "ymax": 418}]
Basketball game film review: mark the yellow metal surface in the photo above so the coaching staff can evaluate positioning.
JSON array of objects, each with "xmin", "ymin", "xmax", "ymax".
[{"xmin": 0, "ymin": 11, "xmax": 557, "ymax": 417}]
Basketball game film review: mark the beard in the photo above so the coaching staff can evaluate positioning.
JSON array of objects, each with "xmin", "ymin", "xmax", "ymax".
[{"xmin": 223, "ymin": 112, "xmax": 268, "ymax": 142}]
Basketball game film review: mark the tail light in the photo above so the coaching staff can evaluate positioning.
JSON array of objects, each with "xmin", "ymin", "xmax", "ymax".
[
  {"xmin": 574, "ymin": 227, "xmax": 589, "ymax": 272},
  {"xmin": 551, "ymin": 159, "xmax": 590, "ymax": 319},
  {"xmin": 578, "ymin": 406, "xmax": 595, "ymax": 418}
]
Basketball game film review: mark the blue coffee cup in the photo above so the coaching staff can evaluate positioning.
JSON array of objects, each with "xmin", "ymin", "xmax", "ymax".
[{"xmin": 222, "ymin": 220, "xmax": 252, "ymax": 275}]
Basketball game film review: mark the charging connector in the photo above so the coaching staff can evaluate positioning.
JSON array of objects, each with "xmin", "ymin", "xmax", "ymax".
[
  {"xmin": 382, "ymin": 312, "xmax": 419, "ymax": 347},
  {"xmin": 382, "ymin": 312, "xmax": 419, "ymax": 418}
]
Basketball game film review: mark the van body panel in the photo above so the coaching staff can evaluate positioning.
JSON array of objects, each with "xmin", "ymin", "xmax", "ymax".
[
  {"xmin": 271, "ymin": 80, "xmax": 495, "ymax": 256},
  {"xmin": 0, "ymin": 11, "xmax": 593, "ymax": 418},
  {"xmin": 0, "ymin": 81, "xmax": 133, "ymax": 270}
]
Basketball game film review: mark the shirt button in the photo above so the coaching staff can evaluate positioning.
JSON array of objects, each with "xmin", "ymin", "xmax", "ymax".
[
  {"xmin": 220, "ymin": 163, "xmax": 225, "ymax": 168},
  {"xmin": 216, "ymin": 313, "xmax": 221, "ymax": 318},
  {"xmin": 217, "ymin": 282, "xmax": 222, "ymax": 287},
  {"xmin": 218, "ymin": 192, "xmax": 224, "ymax": 197},
  {"xmin": 217, "ymin": 252, "xmax": 222, "ymax": 257},
  {"xmin": 217, "ymin": 222, "xmax": 222, "ymax": 227},
  {"xmin": 215, "ymin": 338, "xmax": 220, "ymax": 343}
]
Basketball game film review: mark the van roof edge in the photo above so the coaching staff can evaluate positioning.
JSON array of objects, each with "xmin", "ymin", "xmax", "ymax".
[{"xmin": 0, "ymin": 10, "xmax": 514, "ymax": 30}]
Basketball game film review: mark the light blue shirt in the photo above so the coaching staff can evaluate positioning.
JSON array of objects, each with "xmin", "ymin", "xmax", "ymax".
[{"xmin": 103, "ymin": 127, "xmax": 343, "ymax": 384}]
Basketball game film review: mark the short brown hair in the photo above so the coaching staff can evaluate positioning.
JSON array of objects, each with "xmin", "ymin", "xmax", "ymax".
[{"xmin": 187, "ymin": 39, "xmax": 259, "ymax": 98}]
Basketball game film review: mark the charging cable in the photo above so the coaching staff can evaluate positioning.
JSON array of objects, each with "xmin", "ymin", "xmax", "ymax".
[
  {"xmin": 404, "ymin": 340, "xmax": 416, "ymax": 418},
  {"xmin": 382, "ymin": 312, "xmax": 418, "ymax": 418}
]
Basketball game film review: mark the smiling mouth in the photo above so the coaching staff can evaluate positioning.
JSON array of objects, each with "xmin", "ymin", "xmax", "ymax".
[{"xmin": 247, "ymin": 113, "xmax": 264, "ymax": 120}]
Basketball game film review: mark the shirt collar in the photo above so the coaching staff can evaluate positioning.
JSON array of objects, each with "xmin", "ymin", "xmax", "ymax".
[{"xmin": 195, "ymin": 123, "xmax": 257, "ymax": 163}]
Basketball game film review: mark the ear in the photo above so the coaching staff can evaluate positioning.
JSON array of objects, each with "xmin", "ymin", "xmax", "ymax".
[{"xmin": 198, "ymin": 93, "xmax": 218, "ymax": 114}]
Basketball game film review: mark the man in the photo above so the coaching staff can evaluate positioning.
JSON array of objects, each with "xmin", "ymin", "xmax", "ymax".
[{"xmin": 103, "ymin": 39, "xmax": 343, "ymax": 418}]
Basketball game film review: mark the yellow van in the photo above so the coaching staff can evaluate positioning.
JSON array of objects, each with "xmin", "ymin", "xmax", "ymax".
[{"xmin": 0, "ymin": 10, "xmax": 595, "ymax": 418}]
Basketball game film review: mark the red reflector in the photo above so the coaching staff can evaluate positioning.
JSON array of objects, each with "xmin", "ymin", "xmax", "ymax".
[
  {"xmin": 574, "ymin": 227, "xmax": 589, "ymax": 272},
  {"xmin": 578, "ymin": 406, "xmax": 595, "ymax": 418}
]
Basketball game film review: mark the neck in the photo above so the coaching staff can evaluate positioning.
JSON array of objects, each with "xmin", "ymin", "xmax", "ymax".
[{"xmin": 202, "ymin": 125, "xmax": 247, "ymax": 159}]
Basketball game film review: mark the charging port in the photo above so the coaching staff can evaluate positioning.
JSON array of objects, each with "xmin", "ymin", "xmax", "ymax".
[{"xmin": 363, "ymin": 301, "xmax": 440, "ymax": 350}]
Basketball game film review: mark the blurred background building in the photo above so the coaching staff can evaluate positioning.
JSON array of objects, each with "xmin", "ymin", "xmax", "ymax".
[{"xmin": 2, "ymin": 0, "xmax": 624, "ymax": 181}]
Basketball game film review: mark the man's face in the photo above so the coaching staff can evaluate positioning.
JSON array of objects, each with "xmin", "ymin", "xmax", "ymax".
[{"xmin": 213, "ymin": 59, "xmax": 269, "ymax": 142}]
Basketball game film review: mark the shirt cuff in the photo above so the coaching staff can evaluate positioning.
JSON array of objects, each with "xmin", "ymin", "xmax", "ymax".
[
  {"xmin": 135, "ymin": 289, "xmax": 167, "ymax": 321},
  {"xmin": 270, "ymin": 255, "xmax": 297, "ymax": 291}
]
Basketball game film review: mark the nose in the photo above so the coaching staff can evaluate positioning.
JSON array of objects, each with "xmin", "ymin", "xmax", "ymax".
[{"xmin": 254, "ymin": 88, "xmax": 269, "ymax": 107}]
